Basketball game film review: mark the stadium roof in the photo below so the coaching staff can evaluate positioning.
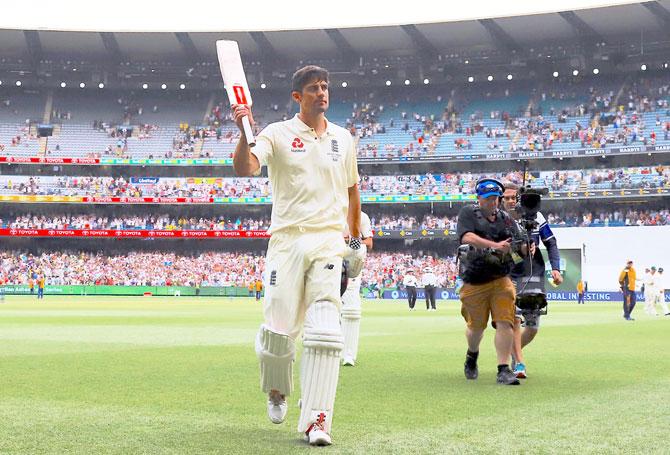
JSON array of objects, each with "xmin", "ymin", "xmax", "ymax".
[
  {"xmin": 0, "ymin": 1, "xmax": 668, "ymax": 65},
  {"xmin": 0, "ymin": 0, "xmax": 660, "ymax": 32}
]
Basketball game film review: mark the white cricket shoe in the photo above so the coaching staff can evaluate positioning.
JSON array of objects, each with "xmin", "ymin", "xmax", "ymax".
[
  {"xmin": 304, "ymin": 414, "xmax": 332, "ymax": 446},
  {"xmin": 342, "ymin": 356, "xmax": 356, "ymax": 367},
  {"xmin": 267, "ymin": 392, "xmax": 287, "ymax": 424}
]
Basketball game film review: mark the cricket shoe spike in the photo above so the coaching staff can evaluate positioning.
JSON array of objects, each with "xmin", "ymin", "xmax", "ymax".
[{"xmin": 304, "ymin": 413, "xmax": 332, "ymax": 446}]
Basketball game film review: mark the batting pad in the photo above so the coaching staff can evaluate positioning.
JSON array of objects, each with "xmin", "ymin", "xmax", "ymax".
[
  {"xmin": 341, "ymin": 306, "xmax": 361, "ymax": 363},
  {"xmin": 342, "ymin": 276, "xmax": 362, "ymax": 308},
  {"xmin": 298, "ymin": 301, "xmax": 344, "ymax": 433},
  {"xmin": 255, "ymin": 324, "xmax": 295, "ymax": 396}
]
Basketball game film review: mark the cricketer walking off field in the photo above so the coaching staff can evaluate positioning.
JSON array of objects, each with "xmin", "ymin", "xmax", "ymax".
[{"xmin": 232, "ymin": 65, "xmax": 365, "ymax": 446}]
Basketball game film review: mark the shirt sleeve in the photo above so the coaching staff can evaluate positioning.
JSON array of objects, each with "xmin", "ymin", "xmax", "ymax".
[
  {"xmin": 536, "ymin": 212, "xmax": 555, "ymax": 241},
  {"xmin": 345, "ymin": 134, "xmax": 360, "ymax": 188},
  {"xmin": 360, "ymin": 212, "xmax": 373, "ymax": 238},
  {"xmin": 537, "ymin": 211, "xmax": 561, "ymax": 270},
  {"xmin": 456, "ymin": 205, "xmax": 476, "ymax": 242},
  {"xmin": 249, "ymin": 124, "xmax": 274, "ymax": 170}
]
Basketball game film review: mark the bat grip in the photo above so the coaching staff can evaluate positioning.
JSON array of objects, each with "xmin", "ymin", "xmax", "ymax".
[{"xmin": 242, "ymin": 115, "xmax": 256, "ymax": 147}]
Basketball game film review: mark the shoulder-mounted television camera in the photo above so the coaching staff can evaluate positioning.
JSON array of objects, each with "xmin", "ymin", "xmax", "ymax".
[
  {"xmin": 514, "ymin": 186, "xmax": 549, "ymax": 314},
  {"xmin": 515, "ymin": 186, "xmax": 549, "ymax": 231}
]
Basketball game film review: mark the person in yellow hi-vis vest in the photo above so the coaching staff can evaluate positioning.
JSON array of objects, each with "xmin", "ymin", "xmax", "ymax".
[
  {"xmin": 37, "ymin": 275, "xmax": 46, "ymax": 300},
  {"xmin": 255, "ymin": 278, "xmax": 263, "ymax": 302},
  {"xmin": 576, "ymin": 279, "xmax": 585, "ymax": 304},
  {"xmin": 618, "ymin": 260, "xmax": 637, "ymax": 321}
]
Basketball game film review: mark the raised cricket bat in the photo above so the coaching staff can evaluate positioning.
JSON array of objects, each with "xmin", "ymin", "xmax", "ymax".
[{"xmin": 216, "ymin": 40, "xmax": 255, "ymax": 147}]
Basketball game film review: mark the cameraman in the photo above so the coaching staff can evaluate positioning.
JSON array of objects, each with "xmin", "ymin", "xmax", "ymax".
[
  {"xmin": 502, "ymin": 182, "xmax": 562, "ymax": 379},
  {"xmin": 456, "ymin": 178, "xmax": 527, "ymax": 386}
]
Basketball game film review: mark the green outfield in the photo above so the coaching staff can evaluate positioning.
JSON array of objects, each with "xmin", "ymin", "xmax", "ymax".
[{"xmin": 0, "ymin": 296, "xmax": 668, "ymax": 454}]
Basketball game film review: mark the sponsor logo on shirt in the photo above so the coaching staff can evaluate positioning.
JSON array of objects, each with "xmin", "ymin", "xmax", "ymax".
[{"xmin": 291, "ymin": 137, "xmax": 305, "ymax": 153}]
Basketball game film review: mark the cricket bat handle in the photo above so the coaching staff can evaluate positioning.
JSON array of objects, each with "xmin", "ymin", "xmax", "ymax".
[{"xmin": 242, "ymin": 115, "xmax": 256, "ymax": 147}]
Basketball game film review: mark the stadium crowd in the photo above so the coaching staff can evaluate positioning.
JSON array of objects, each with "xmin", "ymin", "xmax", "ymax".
[
  {"xmin": 2, "ymin": 208, "xmax": 667, "ymax": 232},
  {"xmin": 349, "ymin": 79, "xmax": 670, "ymax": 156},
  {"xmin": 0, "ymin": 176, "xmax": 270, "ymax": 198},
  {"xmin": 0, "ymin": 250, "xmax": 461, "ymax": 290},
  {"xmin": 1, "ymin": 214, "xmax": 270, "ymax": 231},
  {"xmin": 0, "ymin": 251, "xmax": 265, "ymax": 287},
  {"xmin": 372, "ymin": 209, "xmax": 670, "ymax": 229},
  {"xmin": 359, "ymin": 252, "xmax": 458, "ymax": 291},
  {"xmin": 1, "ymin": 166, "xmax": 667, "ymax": 198},
  {"xmin": 4, "ymin": 79, "xmax": 669, "ymax": 161},
  {"xmin": 546, "ymin": 208, "xmax": 670, "ymax": 227}
]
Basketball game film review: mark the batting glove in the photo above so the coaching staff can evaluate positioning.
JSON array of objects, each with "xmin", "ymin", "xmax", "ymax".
[{"xmin": 344, "ymin": 237, "xmax": 367, "ymax": 278}]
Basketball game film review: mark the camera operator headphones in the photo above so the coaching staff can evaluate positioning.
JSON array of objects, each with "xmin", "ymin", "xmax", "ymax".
[{"xmin": 475, "ymin": 177, "xmax": 505, "ymax": 198}]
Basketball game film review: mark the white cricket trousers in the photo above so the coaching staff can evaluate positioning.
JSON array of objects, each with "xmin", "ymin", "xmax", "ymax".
[
  {"xmin": 649, "ymin": 287, "xmax": 669, "ymax": 315},
  {"xmin": 263, "ymin": 228, "xmax": 345, "ymax": 339}
]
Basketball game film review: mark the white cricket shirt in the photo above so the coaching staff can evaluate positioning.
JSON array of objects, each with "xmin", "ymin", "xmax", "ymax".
[{"xmin": 251, "ymin": 114, "xmax": 359, "ymax": 234}]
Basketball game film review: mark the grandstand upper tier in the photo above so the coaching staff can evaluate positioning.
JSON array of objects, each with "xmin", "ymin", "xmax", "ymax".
[
  {"xmin": 2, "ymin": 3, "xmax": 670, "ymax": 175},
  {"xmin": 1, "ymin": 76, "xmax": 669, "ymax": 165}
]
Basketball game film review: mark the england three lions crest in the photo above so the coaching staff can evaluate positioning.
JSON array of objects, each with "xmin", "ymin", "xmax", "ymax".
[{"xmin": 328, "ymin": 139, "xmax": 340, "ymax": 162}]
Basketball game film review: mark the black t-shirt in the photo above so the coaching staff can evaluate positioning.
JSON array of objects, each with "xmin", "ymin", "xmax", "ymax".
[
  {"xmin": 456, "ymin": 204, "xmax": 521, "ymax": 284},
  {"xmin": 457, "ymin": 204, "xmax": 519, "ymax": 244}
]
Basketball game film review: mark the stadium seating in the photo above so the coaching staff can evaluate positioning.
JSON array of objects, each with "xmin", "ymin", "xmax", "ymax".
[
  {"xmin": 2, "ymin": 80, "xmax": 668, "ymax": 161},
  {"xmin": 0, "ymin": 166, "xmax": 666, "ymax": 198},
  {"xmin": 3, "ymin": 209, "xmax": 666, "ymax": 231}
]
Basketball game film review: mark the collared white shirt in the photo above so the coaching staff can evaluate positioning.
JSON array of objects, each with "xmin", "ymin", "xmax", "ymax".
[
  {"xmin": 403, "ymin": 274, "xmax": 418, "ymax": 287},
  {"xmin": 645, "ymin": 272, "xmax": 657, "ymax": 289},
  {"xmin": 251, "ymin": 114, "xmax": 358, "ymax": 234},
  {"xmin": 422, "ymin": 272, "xmax": 438, "ymax": 287}
]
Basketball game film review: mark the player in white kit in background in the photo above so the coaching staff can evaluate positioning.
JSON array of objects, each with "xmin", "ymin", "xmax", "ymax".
[
  {"xmin": 658, "ymin": 268, "xmax": 670, "ymax": 316},
  {"xmin": 644, "ymin": 266, "xmax": 660, "ymax": 316},
  {"xmin": 232, "ymin": 66, "xmax": 365, "ymax": 446},
  {"xmin": 341, "ymin": 211, "xmax": 373, "ymax": 366},
  {"xmin": 647, "ymin": 266, "xmax": 670, "ymax": 316}
]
